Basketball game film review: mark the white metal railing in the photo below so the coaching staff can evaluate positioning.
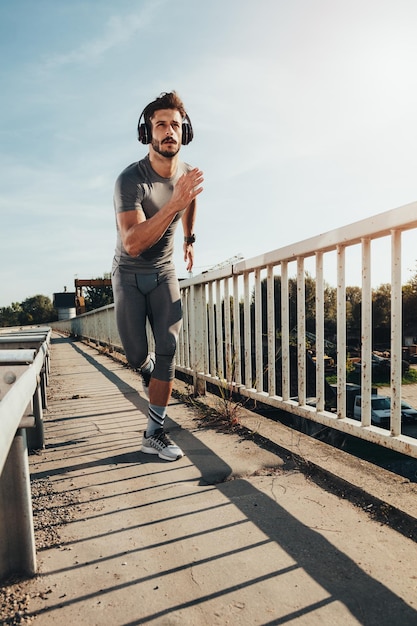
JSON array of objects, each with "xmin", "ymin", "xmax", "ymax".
[
  {"xmin": 51, "ymin": 201, "xmax": 417, "ymax": 459},
  {"xmin": 0, "ymin": 327, "xmax": 51, "ymax": 580}
]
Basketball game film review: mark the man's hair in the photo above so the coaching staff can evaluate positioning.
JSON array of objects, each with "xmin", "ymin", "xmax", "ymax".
[{"xmin": 143, "ymin": 91, "xmax": 186, "ymax": 127}]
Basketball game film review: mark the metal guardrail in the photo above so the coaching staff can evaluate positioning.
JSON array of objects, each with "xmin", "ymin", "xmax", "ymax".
[
  {"xmin": 0, "ymin": 327, "xmax": 51, "ymax": 580},
  {"xmin": 51, "ymin": 201, "xmax": 417, "ymax": 460}
]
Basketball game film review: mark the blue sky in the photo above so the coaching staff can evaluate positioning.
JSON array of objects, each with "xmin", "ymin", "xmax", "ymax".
[{"xmin": 1, "ymin": 0, "xmax": 417, "ymax": 307}]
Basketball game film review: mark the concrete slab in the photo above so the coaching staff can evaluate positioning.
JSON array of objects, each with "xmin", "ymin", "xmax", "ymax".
[{"xmin": 17, "ymin": 335, "xmax": 417, "ymax": 624}]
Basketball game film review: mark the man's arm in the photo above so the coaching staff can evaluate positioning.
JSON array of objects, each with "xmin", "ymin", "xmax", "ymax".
[
  {"xmin": 182, "ymin": 198, "xmax": 197, "ymax": 272},
  {"xmin": 117, "ymin": 168, "xmax": 203, "ymax": 257}
]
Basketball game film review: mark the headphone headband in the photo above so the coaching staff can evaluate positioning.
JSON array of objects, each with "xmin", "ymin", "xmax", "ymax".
[{"xmin": 137, "ymin": 108, "xmax": 194, "ymax": 145}]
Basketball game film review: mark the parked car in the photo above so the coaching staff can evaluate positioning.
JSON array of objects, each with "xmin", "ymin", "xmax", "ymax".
[
  {"xmin": 400, "ymin": 400, "xmax": 417, "ymax": 421},
  {"xmin": 353, "ymin": 395, "xmax": 391, "ymax": 425},
  {"xmin": 352, "ymin": 353, "xmax": 409, "ymax": 377},
  {"xmin": 353, "ymin": 395, "xmax": 417, "ymax": 425}
]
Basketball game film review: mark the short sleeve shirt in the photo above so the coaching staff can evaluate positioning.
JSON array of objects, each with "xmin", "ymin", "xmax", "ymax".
[{"xmin": 113, "ymin": 155, "xmax": 191, "ymax": 272}]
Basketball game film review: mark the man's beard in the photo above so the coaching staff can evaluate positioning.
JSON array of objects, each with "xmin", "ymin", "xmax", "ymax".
[{"xmin": 151, "ymin": 138, "xmax": 180, "ymax": 158}]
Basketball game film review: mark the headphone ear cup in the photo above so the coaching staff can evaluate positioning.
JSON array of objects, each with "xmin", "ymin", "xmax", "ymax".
[
  {"xmin": 182, "ymin": 124, "xmax": 189, "ymax": 145},
  {"xmin": 138, "ymin": 123, "xmax": 150, "ymax": 144},
  {"xmin": 182, "ymin": 121, "xmax": 193, "ymax": 145}
]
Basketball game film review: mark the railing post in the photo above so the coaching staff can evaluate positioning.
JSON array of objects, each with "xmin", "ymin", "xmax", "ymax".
[
  {"xmin": 26, "ymin": 383, "xmax": 45, "ymax": 451},
  {"xmin": 336, "ymin": 245, "xmax": 347, "ymax": 417},
  {"xmin": 297, "ymin": 257, "xmax": 306, "ymax": 405},
  {"xmin": 0, "ymin": 429, "xmax": 36, "ymax": 581},
  {"xmin": 390, "ymin": 229, "xmax": 402, "ymax": 436},
  {"xmin": 190, "ymin": 283, "xmax": 206, "ymax": 395}
]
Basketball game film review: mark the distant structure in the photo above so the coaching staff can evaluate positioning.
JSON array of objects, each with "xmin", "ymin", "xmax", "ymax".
[
  {"xmin": 53, "ymin": 287, "xmax": 76, "ymax": 320},
  {"xmin": 74, "ymin": 278, "xmax": 112, "ymax": 315},
  {"xmin": 53, "ymin": 279, "xmax": 112, "ymax": 318},
  {"xmin": 205, "ymin": 254, "xmax": 244, "ymax": 272}
]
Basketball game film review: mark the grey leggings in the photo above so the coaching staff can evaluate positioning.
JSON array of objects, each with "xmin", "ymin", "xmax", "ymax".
[{"xmin": 112, "ymin": 265, "xmax": 182, "ymax": 381}]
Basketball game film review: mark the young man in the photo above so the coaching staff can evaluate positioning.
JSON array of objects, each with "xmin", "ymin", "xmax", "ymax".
[{"xmin": 112, "ymin": 91, "xmax": 204, "ymax": 461}]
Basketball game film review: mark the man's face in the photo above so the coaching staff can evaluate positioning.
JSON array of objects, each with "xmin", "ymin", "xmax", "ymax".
[{"xmin": 150, "ymin": 108, "xmax": 182, "ymax": 158}]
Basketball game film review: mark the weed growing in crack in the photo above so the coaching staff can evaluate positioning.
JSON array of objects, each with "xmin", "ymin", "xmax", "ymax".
[{"xmin": 213, "ymin": 377, "xmax": 243, "ymax": 427}]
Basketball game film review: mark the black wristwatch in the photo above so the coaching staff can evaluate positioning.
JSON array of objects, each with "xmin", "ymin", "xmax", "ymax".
[{"xmin": 184, "ymin": 234, "xmax": 196, "ymax": 244}]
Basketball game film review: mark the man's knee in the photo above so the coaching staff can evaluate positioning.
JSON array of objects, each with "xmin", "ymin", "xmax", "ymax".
[
  {"xmin": 125, "ymin": 347, "xmax": 149, "ymax": 371},
  {"xmin": 153, "ymin": 353, "xmax": 176, "ymax": 382}
]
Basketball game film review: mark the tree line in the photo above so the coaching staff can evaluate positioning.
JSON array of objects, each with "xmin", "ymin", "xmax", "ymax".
[
  {"xmin": 2, "ymin": 270, "xmax": 417, "ymax": 342},
  {"xmin": 0, "ymin": 295, "xmax": 58, "ymax": 327},
  {"xmin": 255, "ymin": 270, "xmax": 417, "ymax": 351},
  {"xmin": 0, "ymin": 276, "xmax": 114, "ymax": 327}
]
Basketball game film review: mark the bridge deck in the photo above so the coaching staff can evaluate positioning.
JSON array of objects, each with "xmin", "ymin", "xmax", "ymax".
[{"xmin": 22, "ymin": 334, "xmax": 417, "ymax": 624}]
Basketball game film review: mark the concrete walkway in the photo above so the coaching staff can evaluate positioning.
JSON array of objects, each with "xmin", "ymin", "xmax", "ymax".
[{"xmin": 25, "ymin": 335, "xmax": 417, "ymax": 625}]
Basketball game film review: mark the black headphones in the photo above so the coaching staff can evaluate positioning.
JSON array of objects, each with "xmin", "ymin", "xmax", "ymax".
[{"xmin": 137, "ymin": 107, "xmax": 194, "ymax": 145}]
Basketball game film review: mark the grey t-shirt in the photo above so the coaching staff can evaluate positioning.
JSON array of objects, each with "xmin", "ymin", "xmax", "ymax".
[{"xmin": 113, "ymin": 155, "xmax": 192, "ymax": 272}]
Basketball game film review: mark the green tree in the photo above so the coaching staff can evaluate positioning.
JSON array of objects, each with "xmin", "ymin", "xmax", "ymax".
[
  {"xmin": 372, "ymin": 283, "xmax": 391, "ymax": 347},
  {"xmin": 19, "ymin": 295, "xmax": 58, "ymax": 325},
  {"xmin": 346, "ymin": 286, "xmax": 362, "ymax": 335},
  {"xmin": 402, "ymin": 270, "xmax": 417, "ymax": 340},
  {"xmin": 84, "ymin": 274, "xmax": 114, "ymax": 312},
  {"xmin": 256, "ymin": 272, "xmax": 337, "ymax": 341},
  {"xmin": 0, "ymin": 302, "xmax": 23, "ymax": 327},
  {"xmin": 324, "ymin": 284, "xmax": 337, "ymax": 337}
]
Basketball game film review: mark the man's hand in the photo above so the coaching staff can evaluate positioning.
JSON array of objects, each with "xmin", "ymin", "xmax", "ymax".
[
  {"xmin": 171, "ymin": 168, "xmax": 204, "ymax": 213},
  {"xmin": 184, "ymin": 242, "xmax": 194, "ymax": 272}
]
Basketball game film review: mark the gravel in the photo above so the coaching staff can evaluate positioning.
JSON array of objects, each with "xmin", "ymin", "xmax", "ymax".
[{"xmin": 0, "ymin": 476, "xmax": 80, "ymax": 625}]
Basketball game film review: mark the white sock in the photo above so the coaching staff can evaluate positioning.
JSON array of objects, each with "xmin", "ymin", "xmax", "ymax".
[{"xmin": 146, "ymin": 404, "xmax": 167, "ymax": 435}]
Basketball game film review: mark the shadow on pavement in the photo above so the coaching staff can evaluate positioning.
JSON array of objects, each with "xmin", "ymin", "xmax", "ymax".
[{"xmin": 29, "ymin": 336, "xmax": 417, "ymax": 625}]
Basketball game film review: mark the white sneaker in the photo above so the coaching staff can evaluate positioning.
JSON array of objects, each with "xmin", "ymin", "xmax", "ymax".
[{"xmin": 141, "ymin": 428, "xmax": 184, "ymax": 461}]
